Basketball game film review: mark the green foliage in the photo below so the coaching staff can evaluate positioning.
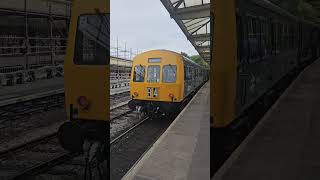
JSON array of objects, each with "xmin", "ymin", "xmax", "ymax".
[
  {"xmin": 180, "ymin": 52, "xmax": 209, "ymax": 68},
  {"xmin": 190, "ymin": 55, "xmax": 209, "ymax": 68},
  {"xmin": 180, "ymin": 52, "xmax": 190, "ymax": 58}
]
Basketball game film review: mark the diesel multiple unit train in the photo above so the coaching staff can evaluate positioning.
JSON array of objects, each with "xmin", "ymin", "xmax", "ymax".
[
  {"xmin": 211, "ymin": 0, "xmax": 320, "ymax": 173},
  {"xmin": 128, "ymin": 50, "xmax": 209, "ymax": 115},
  {"xmin": 57, "ymin": 0, "xmax": 109, "ymax": 166}
]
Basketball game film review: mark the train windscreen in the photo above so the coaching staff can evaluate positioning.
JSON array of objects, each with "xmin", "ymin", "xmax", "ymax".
[
  {"xmin": 147, "ymin": 65, "xmax": 160, "ymax": 83},
  {"xmin": 162, "ymin": 65, "xmax": 176, "ymax": 83},
  {"xmin": 133, "ymin": 65, "xmax": 145, "ymax": 82}
]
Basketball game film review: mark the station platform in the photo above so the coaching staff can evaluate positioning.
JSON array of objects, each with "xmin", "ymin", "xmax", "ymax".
[
  {"xmin": 110, "ymin": 86, "xmax": 130, "ymax": 95},
  {"xmin": 0, "ymin": 78, "xmax": 64, "ymax": 106},
  {"xmin": 123, "ymin": 81, "xmax": 210, "ymax": 180},
  {"xmin": 0, "ymin": 77, "xmax": 130, "ymax": 106},
  {"xmin": 213, "ymin": 59, "xmax": 320, "ymax": 180}
]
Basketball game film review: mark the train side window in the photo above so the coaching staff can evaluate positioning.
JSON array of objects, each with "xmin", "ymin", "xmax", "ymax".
[
  {"xmin": 291, "ymin": 25, "xmax": 295, "ymax": 48},
  {"xmin": 133, "ymin": 65, "xmax": 145, "ymax": 82},
  {"xmin": 247, "ymin": 16, "xmax": 261, "ymax": 62},
  {"xmin": 162, "ymin": 65, "xmax": 177, "ymax": 83},
  {"xmin": 191, "ymin": 68, "xmax": 194, "ymax": 80},
  {"xmin": 147, "ymin": 65, "xmax": 160, "ymax": 83},
  {"xmin": 74, "ymin": 14, "xmax": 109, "ymax": 65},
  {"xmin": 271, "ymin": 21, "xmax": 277, "ymax": 55},
  {"xmin": 261, "ymin": 19, "xmax": 269, "ymax": 58},
  {"xmin": 278, "ymin": 23, "xmax": 283, "ymax": 52},
  {"xmin": 186, "ymin": 66, "xmax": 191, "ymax": 80},
  {"xmin": 236, "ymin": 15, "xmax": 242, "ymax": 62}
]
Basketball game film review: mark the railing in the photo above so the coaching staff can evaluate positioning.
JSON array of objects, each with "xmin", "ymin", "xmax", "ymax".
[{"xmin": 110, "ymin": 72, "xmax": 130, "ymax": 89}]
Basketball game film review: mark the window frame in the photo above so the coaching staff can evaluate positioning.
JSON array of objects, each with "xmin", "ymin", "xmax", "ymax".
[
  {"xmin": 162, "ymin": 64, "xmax": 177, "ymax": 83},
  {"xmin": 133, "ymin": 65, "xmax": 146, "ymax": 82},
  {"xmin": 73, "ymin": 13, "xmax": 109, "ymax": 65},
  {"xmin": 147, "ymin": 65, "xmax": 161, "ymax": 83}
]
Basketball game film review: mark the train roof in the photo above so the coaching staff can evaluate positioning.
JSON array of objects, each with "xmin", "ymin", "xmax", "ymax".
[
  {"xmin": 251, "ymin": 0, "xmax": 320, "ymax": 28},
  {"xmin": 137, "ymin": 49, "xmax": 207, "ymax": 69}
]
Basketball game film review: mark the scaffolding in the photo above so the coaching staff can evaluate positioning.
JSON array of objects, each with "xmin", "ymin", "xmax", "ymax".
[
  {"xmin": 0, "ymin": 0, "xmax": 71, "ymax": 70},
  {"xmin": 110, "ymin": 38, "xmax": 143, "ymax": 60}
]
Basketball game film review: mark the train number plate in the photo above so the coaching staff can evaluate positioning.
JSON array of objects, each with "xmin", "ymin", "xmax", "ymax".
[{"xmin": 147, "ymin": 87, "xmax": 159, "ymax": 98}]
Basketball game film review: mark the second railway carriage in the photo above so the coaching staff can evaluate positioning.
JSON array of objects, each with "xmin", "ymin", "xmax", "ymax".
[
  {"xmin": 128, "ymin": 50, "xmax": 208, "ymax": 115},
  {"xmin": 211, "ymin": 0, "xmax": 320, "ymax": 174}
]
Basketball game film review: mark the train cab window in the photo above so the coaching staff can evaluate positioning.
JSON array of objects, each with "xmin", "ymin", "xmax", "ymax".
[
  {"xmin": 163, "ymin": 65, "xmax": 177, "ymax": 83},
  {"xmin": 147, "ymin": 65, "xmax": 160, "ymax": 83},
  {"xmin": 74, "ymin": 14, "xmax": 109, "ymax": 65},
  {"xmin": 133, "ymin": 65, "xmax": 145, "ymax": 82}
]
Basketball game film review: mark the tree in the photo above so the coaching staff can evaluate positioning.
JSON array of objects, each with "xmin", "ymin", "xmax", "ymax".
[
  {"xmin": 181, "ymin": 52, "xmax": 209, "ymax": 68},
  {"xmin": 190, "ymin": 55, "xmax": 209, "ymax": 68},
  {"xmin": 181, "ymin": 52, "xmax": 190, "ymax": 58}
]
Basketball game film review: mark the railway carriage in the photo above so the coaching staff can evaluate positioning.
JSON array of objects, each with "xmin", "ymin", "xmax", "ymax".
[
  {"xmin": 57, "ymin": 0, "xmax": 109, "ymax": 159},
  {"xmin": 211, "ymin": 0, "xmax": 320, "ymax": 173},
  {"xmin": 128, "ymin": 50, "xmax": 208, "ymax": 115}
]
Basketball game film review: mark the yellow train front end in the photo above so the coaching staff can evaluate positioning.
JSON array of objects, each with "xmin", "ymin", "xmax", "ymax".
[
  {"xmin": 58, "ymin": 0, "xmax": 109, "ymax": 158},
  {"xmin": 129, "ymin": 50, "xmax": 184, "ymax": 115}
]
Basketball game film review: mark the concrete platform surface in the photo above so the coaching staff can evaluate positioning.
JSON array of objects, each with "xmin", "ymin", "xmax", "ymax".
[
  {"xmin": 0, "ymin": 77, "xmax": 130, "ymax": 106},
  {"xmin": 0, "ymin": 78, "xmax": 64, "ymax": 102},
  {"xmin": 123, "ymin": 82, "xmax": 210, "ymax": 180},
  {"xmin": 214, "ymin": 59, "xmax": 320, "ymax": 180},
  {"xmin": 110, "ymin": 86, "xmax": 130, "ymax": 95}
]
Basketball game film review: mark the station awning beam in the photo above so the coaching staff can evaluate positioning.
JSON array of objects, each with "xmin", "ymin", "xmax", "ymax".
[
  {"xmin": 191, "ymin": 33, "xmax": 210, "ymax": 41},
  {"xmin": 175, "ymin": 4, "xmax": 210, "ymax": 20}
]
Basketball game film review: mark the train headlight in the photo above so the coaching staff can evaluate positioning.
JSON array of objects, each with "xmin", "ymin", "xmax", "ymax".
[
  {"xmin": 78, "ymin": 96, "xmax": 89, "ymax": 109},
  {"xmin": 133, "ymin": 92, "xmax": 139, "ymax": 97},
  {"xmin": 169, "ymin": 93, "xmax": 174, "ymax": 98}
]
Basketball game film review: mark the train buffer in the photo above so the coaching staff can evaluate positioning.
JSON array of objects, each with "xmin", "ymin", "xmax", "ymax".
[
  {"xmin": 213, "ymin": 59, "xmax": 320, "ymax": 180},
  {"xmin": 123, "ymin": 81, "xmax": 210, "ymax": 180}
]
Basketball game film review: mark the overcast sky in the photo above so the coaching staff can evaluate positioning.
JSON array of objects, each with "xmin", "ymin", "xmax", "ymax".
[{"xmin": 110, "ymin": 0, "xmax": 198, "ymax": 57}]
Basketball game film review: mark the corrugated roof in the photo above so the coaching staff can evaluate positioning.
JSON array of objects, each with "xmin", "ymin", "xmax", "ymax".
[{"xmin": 160, "ymin": 0, "xmax": 211, "ymax": 63}]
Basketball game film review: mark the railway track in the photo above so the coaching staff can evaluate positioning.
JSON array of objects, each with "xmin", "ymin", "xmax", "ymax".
[
  {"xmin": 0, "ymin": 132, "xmax": 75, "ymax": 180},
  {"xmin": 110, "ymin": 113, "xmax": 174, "ymax": 179},
  {"xmin": 0, "ymin": 90, "xmax": 130, "ymax": 179},
  {"xmin": 0, "ymin": 93, "xmax": 64, "ymax": 126},
  {"xmin": 110, "ymin": 103, "xmax": 132, "ymax": 121},
  {"xmin": 0, "ymin": 90, "xmax": 130, "ymax": 126},
  {"xmin": 0, "ymin": 103, "xmax": 135, "ymax": 180},
  {"xmin": 110, "ymin": 116, "xmax": 150, "ymax": 144},
  {"xmin": 110, "ymin": 91, "xmax": 130, "ymax": 107}
]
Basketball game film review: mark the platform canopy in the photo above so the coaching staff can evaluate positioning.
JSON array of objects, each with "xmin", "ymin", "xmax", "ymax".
[{"xmin": 160, "ymin": 0, "xmax": 211, "ymax": 63}]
